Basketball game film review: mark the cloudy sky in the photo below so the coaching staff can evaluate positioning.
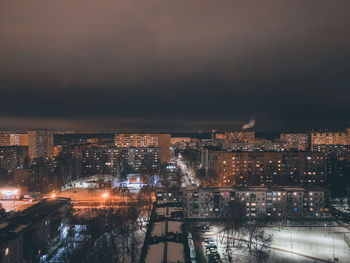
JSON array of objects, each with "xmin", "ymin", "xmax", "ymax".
[{"xmin": 0, "ymin": 0, "xmax": 349, "ymax": 132}]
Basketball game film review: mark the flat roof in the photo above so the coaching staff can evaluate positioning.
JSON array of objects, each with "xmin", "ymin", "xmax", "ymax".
[{"xmin": 0, "ymin": 197, "xmax": 71, "ymax": 248}]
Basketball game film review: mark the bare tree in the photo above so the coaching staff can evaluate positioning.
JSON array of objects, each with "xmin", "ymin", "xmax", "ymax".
[
  {"xmin": 242, "ymin": 223, "xmax": 273, "ymax": 262},
  {"xmin": 222, "ymin": 199, "xmax": 245, "ymax": 262}
]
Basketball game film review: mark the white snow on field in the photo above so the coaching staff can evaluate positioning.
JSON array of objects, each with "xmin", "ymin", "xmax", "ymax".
[
  {"xmin": 145, "ymin": 243, "xmax": 164, "ymax": 263},
  {"xmin": 168, "ymin": 221, "xmax": 183, "ymax": 234},
  {"xmin": 267, "ymin": 226, "xmax": 350, "ymax": 262},
  {"xmin": 152, "ymin": 221, "xmax": 166, "ymax": 237},
  {"xmin": 151, "ymin": 221, "xmax": 183, "ymax": 237},
  {"xmin": 167, "ymin": 242, "xmax": 185, "ymax": 262},
  {"xmin": 202, "ymin": 223, "xmax": 350, "ymax": 262}
]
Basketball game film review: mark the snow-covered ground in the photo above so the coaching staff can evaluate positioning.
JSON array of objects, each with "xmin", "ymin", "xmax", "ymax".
[{"xmin": 199, "ymin": 222, "xmax": 350, "ymax": 262}]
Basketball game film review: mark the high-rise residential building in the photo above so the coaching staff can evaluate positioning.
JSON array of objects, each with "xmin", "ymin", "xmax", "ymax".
[
  {"xmin": 114, "ymin": 134, "xmax": 171, "ymax": 163},
  {"xmin": 215, "ymin": 131, "xmax": 255, "ymax": 143},
  {"xmin": 0, "ymin": 146, "xmax": 29, "ymax": 170},
  {"xmin": 0, "ymin": 133, "xmax": 28, "ymax": 146},
  {"xmin": 280, "ymin": 133, "xmax": 310, "ymax": 151},
  {"xmin": 202, "ymin": 148, "xmax": 326, "ymax": 186},
  {"xmin": 28, "ymin": 130, "xmax": 54, "ymax": 160},
  {"xmin": 311, "ymin": 128, "xmax": 350, "ymax": 149}
]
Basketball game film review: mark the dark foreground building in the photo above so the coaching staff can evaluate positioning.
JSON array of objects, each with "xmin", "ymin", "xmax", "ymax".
[{"xmin": 0, "ymin": 198, "xmax": 72, "ymax": 263}]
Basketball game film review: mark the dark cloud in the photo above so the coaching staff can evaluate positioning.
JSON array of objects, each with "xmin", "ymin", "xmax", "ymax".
[{"xmin": 0, "ymin": 0, "xmax": 349, "ymax": 132}]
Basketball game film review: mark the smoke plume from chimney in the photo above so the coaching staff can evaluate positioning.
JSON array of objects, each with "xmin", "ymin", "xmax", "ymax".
[{"xmin": 242, "ymin": 119, "xmax": 255, "ymax": 130}]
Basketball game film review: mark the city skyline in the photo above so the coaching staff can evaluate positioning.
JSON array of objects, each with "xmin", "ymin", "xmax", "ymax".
[
  {"xmin": 1, "ymin": 0, "xmax": 350, "ymax": 132},
  {"xmin": 1, "ymin": 2, "xmax": 350, "ymax": 262}
]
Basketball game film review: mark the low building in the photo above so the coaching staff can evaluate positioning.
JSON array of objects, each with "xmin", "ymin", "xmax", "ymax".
[
  {"xmin": 0, "ymin": 197, "xmax": 72, "ymax": 263},
  {"xmin": 140, "ymin": 200, "xmax": 190, "ymax": 263},
  {"xmin": 182, "ymin": 186, "xmax": 330, "ymax": 219}
]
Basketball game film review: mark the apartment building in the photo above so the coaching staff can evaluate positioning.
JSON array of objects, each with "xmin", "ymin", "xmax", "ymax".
[
  {"xmin": 311, "ymin": 128, "xmax": 350, "ymax": 149},
  {"xmin": 114, "ymin": 134, "xmax": 170, "ymax": 163},
  {"xmin": 28, "ymin": 130, "xmax": 54, "ymax": 160},
  {"xmin": 280, "ymin": 133, "xmax": 310, "ymax": 151},
  {"xmin": 81, "ymin": 146, "xmax": 161, "ymax": 175},
  {"xmin": 0, "ymin": 198, "xmax": 72, "ymax": 263},
  {"xmin": 201, "ymin": 148, "xmax": 326, "ymax": 186},
  {"xmin": 182, "ymin": 186, "xmax": 330, "ymax": 219},
  {"xmin": 0, "ymin": 133, "xmax": 28, "ymax": 147},
  {"xmin": 215, "ymin": 131, "xmax": 255, "ymax": 143}
]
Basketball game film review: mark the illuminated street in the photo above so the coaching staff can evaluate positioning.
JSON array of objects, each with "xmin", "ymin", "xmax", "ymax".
[{"xmin": 176, "ymin": 154, "xmax": 199, "ymax": 188}]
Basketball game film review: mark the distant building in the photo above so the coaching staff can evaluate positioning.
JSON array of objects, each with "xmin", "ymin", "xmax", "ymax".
[
  {"xmin": 216, "ymin": 131, "xmax": 255, "ymax": 143},
  {"xmin": 0, "ymin": 133, "xmax": 28, "ymax": 147},
  {"xmin": 201, "ymin": 148, "xmax": 326, "ymax": 186},
  {"xmin": 311, "ymin": 128, "xmax": 350, "ymax": 149},
  {"xmin": 12, "ymin": 169, "xmax": 31, "ymax": 192},
  {"xmin": 280, "ymin": 133, "xmax": 310, "ymax": 151},
  {"xmin": 171, "ymin": 137, "xmax": 198, "ymax": 150},
  {"xmin": 86, "ymin": 138, "xmax": 99, "ymax": 145},
  {"xmin": 114, "ymin": 134, "xmax": 171, "ymax": 163},
  {"xmin": 28, "ymin": 130, "xmax": 54, "ymax": 160},
  {"xmin": 312, "ymin": 144, "xmax": 350, "ymax": 159},
  {"xmin": 0, "ymin": 146, "xmax": 28, "ymax": 171},
  {"xmin": 0, "ymin": 198, "xmax": 72, "ymax": 263},
  {"xmin": 81, "ymin": 146, "xmax": 161, "ymax": 175},
  {"xmin": 222, "ymin": 140, "xmax": 284, "ymax": 152},
  {"xmin": 182, "ymin": 186, "xmax": 330, "ymax": 219}
]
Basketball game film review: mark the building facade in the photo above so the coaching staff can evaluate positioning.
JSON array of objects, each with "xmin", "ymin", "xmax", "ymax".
[
  {"xmin": 215, "ymin": 131, "xmax": 255, "ymax": 143},
  {"xmin": 28, "ymin": 130, "xmax": 54, "ymax": 160},
  {"xmin": 0, "ymin": 133, "xmax": 28, "ymax": 147},
  {"xmin": 81, "ymin": 146, "xmax": 161, "ymax": 175},
  {"xmin": 311, "ymin": 129, "xmax": 350, "ymax": 149},
  {"xmin": 280, "ymin": 133, "xmax": 310, "ymax": 151},
  {"xmin": 114, "ymin": 134, "xmax": 170, "ymax": 163},
  {"xmin": 0, "ymin": 146, "xmax": 28, "ymax": 171},
  {"xmin": 0, "ymin": 198, "xmax": 72, "ymax": 263},
  {"xmin": 182, "ymin": 186, "xmax": 330, "ymax": 219},
  {"xmin": 202, "ymin": 149, "xmax": 326, "ymax": 186}
]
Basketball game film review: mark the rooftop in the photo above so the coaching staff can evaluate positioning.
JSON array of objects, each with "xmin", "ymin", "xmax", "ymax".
[{"xmin": 0, "ymin": 197, "xmax": 71, "ymax": 247}]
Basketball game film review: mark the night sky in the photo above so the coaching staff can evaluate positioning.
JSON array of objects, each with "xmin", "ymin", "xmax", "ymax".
[{"xmin": 0, "ymin": 0, "xmax": 349, "ymax": 132}]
